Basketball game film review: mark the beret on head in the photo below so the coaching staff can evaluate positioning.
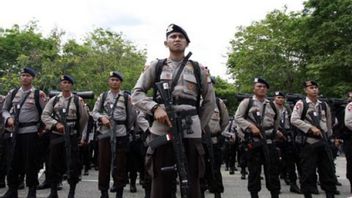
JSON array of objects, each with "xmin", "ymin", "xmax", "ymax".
[
  {"xmin": 254, "ymin": 77, "xmax": 269, "ymax": 89},
  {"xmin": 166, "ymin": 24, "xmax": 190, "ymax": 43},
  {"xmin": 60, "ymin": 75, "xmax": 74, "ymax": 84},
  {"xmin": 303, "ymin": 80, "xmax": 318, "ymax": 87},
  {"xmin": 109, "ymin": 71, "xmax": 123, "ymax": 81},
  {"xmin": 274, "ymin": 91, "xmax": 285, "ymax": 97},
  {"xmin": 21, "ymin": 67, "xmax": 36, "ymax": 77}
]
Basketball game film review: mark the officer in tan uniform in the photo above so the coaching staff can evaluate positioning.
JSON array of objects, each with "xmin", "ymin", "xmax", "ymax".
[
  {"xmin": 344, "ymin": 92, "xmax": 352, "ymax": 192},
  {"xmin": 41, "ymin": 75, "xmax": 88, "ymax": 198},
  {"xmin": 131, "ymin": 24, "xmax": 216, "ymax": 198},
  {"xmin": 202, "ymin": 77, "xmax": 229, "ymax": 198},
  {"xmin": 0, "ymin": 95, "xmax": 6, "ymax": 188},
  {"xmin": 1, "ymin": 67, "xmax": 46, "ymax": 198},
  {"xmin": 91, "ymin": 71, "xmax": 135, "ymax": 198},
  {"xmin": 290, "ymin": 80, "xmax": 337, "ymax": 198},
  {"xmin": 235, "ymin": 78, "xmax": 281, "ymax": 198}
]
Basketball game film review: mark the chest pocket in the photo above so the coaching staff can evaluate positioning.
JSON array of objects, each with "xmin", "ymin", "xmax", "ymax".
[
  {"xmin": 22, "ymin": 94, "xmax": 36, "ymax": 110},
  {"xmin": 180, "ymin": 69, "xmax": 198, "ymax": 99},
  {"xmin": 68, "ymin": 102, "xmax": 78, "ymax": 120},
  {"xmin": 160, "ymin": 67, "xmax": 173, "ymax": 82},
  {"xmin": 114, "ymin": 98, "xmax": 127, "ymax": 121},
  {"xmin": 263, "ymin": 106, "xmax": 276, "ymax": 127}
]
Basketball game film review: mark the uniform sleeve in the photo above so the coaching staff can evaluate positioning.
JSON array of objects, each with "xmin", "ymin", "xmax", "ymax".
[
  {"xmin": 199, "ymin": 66, "xmax": 216, "ymax": 129},
  {"xmin": 136, "ymin": 111, "xmax": 150, "ymax": 132},
  {"xmin": 39, "ymin": 90, "xmax": 47, "ymax": 110},
  {"xmin": 2, "ymin": 89, "xmax": 15, "ymax": 126},
  {"xmin": 345, "ymin": 103, "xmax": 352, "ymax": 131},
  {"xmin": 290, "ymin": 100, "xmax": 313, "ymax": 133},
  {"xmin": 92, "ymin": 93, "xmax": 106, "ymax": 122},
  {"xmin": 234, "ymin": 98, "xmax": 252, "ymax": 131},
  {"xmin": 325, "ymin": 103, "xmax": 333, "ymax": 137},
  {"xmin": 219, "ymin": 99, "xmax": 230, "ymax": 132},
  {"xmin": 127, "ymin": 95, "xmax": 137, "ymax": 131},
  {"xmin": 41, "ymin": 97, "xmax": 58, "ymax": 130},
  {"xmin": 131, "ymin": 61, "xmax": 161, "ymax": 115}
]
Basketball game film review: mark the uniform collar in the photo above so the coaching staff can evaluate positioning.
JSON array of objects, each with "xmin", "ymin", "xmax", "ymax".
[
  {"xmin": 305, "ymin": 97, "xmax": 322, "ymax": 104},
  {"xmin": 252, "ymin": 95, "xmax": 270, "ymax": 103}
]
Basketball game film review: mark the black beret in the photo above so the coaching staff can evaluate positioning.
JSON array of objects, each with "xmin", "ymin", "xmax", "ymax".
[
  {"xmin": 166, "ymin": 24, "xmax": 190, "ymax": 43},
  {"xmin": 274, "ymin": 91, "xmax": 285, "ymax": 97},
  {"xmin": 303, "ymin": 80, "xmax": 318, "ymax": 87},
  {"xmin": 21, "ymin": 67, "xmax": 36, "ymax": 77},
  {"xmin": 254, "ymin": 77, "xmax": 269, "ymax": 89},
  {"xmin": 109, "ymin": 71, "xmax": 123, "ymax": 81},
  {"xmin": 60, "ymin": 75, "xmax": 74, "ymax": 84}
]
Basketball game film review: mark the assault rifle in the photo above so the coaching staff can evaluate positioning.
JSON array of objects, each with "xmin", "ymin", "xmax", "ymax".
[
  {"xmin": 49, "ymin": 90, "xmax": 94, "ymax": 99},
  {"xmin": 155, "ymin": 82, "xmax": 190, "ymax": 198},
  {"xmin": 59, "ymin": 107, "xmax": 74, "ymax": 180}
]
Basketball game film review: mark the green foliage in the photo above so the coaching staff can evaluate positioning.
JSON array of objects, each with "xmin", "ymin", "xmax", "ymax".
[
  {"xmin": 212, "ymin": 76, "xmax": 237, "ymax": 115},
  {"xmin": 0, "ymin": 22, "xmax": 146, "ymax": 107}
]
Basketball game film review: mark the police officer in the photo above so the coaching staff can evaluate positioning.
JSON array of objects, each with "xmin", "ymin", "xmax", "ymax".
[
  {"xmin": 91, "ymin": 71, "xmax": 135, "ymax": 198},
  {"xmin": 41, "ymin": 75, "xmax": 88, "ymax": 198},
  {"xmin": 235, "ymin": 78, "xmax": 281, "ymax": 198},
  {"xmin": 0, "ymin": 94, "xmax": 6, "ymax": 188},
  {"xmin": 1, "ymin": 67, "xmax": 46, "ymax": 198},
  {"xmin": 290, "ymin": 80, "xmax": 337, "ymax": 198},
  {"xmin": 202, "ymin": 76, "xmax": 229, "ymax": 198},
  {"xmin": 131, "ymin": 24, "xmax": 216, "ymax": 198},
  {"xmin": 344, "ymin": 92, "xmax": 352, "ymax": 192},
  {"xmin": 273, "ymin": 91, "xmax": 301, "ymax": 194}
]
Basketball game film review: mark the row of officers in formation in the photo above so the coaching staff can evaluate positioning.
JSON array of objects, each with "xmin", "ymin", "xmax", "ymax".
[{"xmin": 1, "ymin": 24, "xmax": 352, "ymax": 198}]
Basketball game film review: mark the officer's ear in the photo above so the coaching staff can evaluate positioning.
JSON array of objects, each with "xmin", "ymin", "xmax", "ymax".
[{"xmin": 164, "ymin": 41, "xmax": 168, "ymax": 47}]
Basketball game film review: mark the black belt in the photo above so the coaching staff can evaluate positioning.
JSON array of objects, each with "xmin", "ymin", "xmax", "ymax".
[
  {"xmin": 18, "ymin": 121, "xmax": 39, "ymax": 128},
  {"xmin": 176, "ymin": 109, "xmax": 198, "ymax": 118}
]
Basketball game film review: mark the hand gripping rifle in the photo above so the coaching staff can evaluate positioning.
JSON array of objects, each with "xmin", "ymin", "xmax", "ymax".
[{"xmin": 155, "ymin": 81, "xmax": 190, "ymax": 198}]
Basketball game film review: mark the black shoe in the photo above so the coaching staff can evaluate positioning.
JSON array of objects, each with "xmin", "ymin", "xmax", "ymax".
[
  {"xmin": 241, "ymin": 173, "xmax": 246, "ymax": 180},
  {"xmin": 1, "ymin": 188, "xmax": 18, "ymax": 198},
  {"xmin": 57, "ymin": 182, "xmax": 63, "ymax": 191},
  {"xmin": 47, "ymin": 185, "xmax": 58, "ymax": 198},
  {"xmin": 290, "ymin": 183, "xmax": 301, "ymax": 194},
  {"xmin": 110, "ymin": 185, "xmax": 116, "ymax": 193},
  {"xmin": 250, "ymin": 192, "xmax": 258, "ymax": 198},
  {"xmin": 335, "ymin": 181, "xmax": 342, "ymax": 186},
  {"xmin": 27, "ymin": 187, "xmax": 36, "ymax": 198},
  {"xmin": 229, "ymin": 170, "xmax": 235, "ymax": 175},
  {"xmin": 37, "ymin": 181, "xmax": 50, "ymax": 190},
  {"xmin": 18, "ymin": 181, "xmax": 25, "ymax": 190},
  {"xmin": 270, "ymin": 192, "xmax": 279, "ymax": 198},
  {"xmin": 130, "ymin": 184, "xmax": 137, "ymax": 193},
  {"xmin": 304, "ymin": 193, "xmax": 312, "ymax": 198},
  {"xmin": 100, "ymin": 190, "xmax": 109, "ymax": 198},
  {"xmin": 214, "ymin": 193, "xmax": 221, "ymax": 198},
  {"xmin": 47, "ymin": 193, "xmax": 58, "ymax": 198},
  {"xmin": 333, "ymin": 190, "xmax": 340, "ymax": 195},
  {"xmin": 116, "ymin": 187, "xmax": 123, "ymax": 198},
  {"xmin": 312, "ymin": 187, "xmax": 319, "ymax": 194},
  {"xmin": 326, "ymin": 192, "xmax": 335, "ymax": 198},
  {"xmin": 284, "ymin": 177, "xmax": 290, "ymax": 185}
]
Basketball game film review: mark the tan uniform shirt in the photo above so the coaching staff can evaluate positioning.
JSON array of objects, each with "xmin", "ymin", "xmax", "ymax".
[
  {"xmin": 290, "ymin": 97, "xmax": 332, "ymax": 144},
  {"xmin": 92, "ymin": 90, "xmax": 135, "ymax": 137},
  {"xmin": 41, "ymin": 92, "xmax": 88, "ymax": 135},
  {"xmin": 344, "ymin": 102, "xmax": 352, "ymax": 131},
  {"xmin": 131, "ymin": 58, "xmax": 216, "ymax": 138},
  {"xmin": 235, "ymin": 96, "xmax": 279, "ymax": 142},
  {"xmin": 207, "ymin": 98, "xmax": 230, "ymax": 143},
  {"xmin": 2, "ymin": 87, "xmax": 46, "ymax": 134}
]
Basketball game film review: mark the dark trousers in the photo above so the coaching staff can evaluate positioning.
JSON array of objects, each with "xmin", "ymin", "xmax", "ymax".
[
  {"xmin": 128, "ymin": 138, "xmax": 146, "ymax": 184},
  {"xmin": 0, "ymin": 132, "xmax": 10, "ymax": 182},
  {"xmin": 7, "ymin": 132, "xmax": 40, "ymax": 188},
  {"xmin": 147, "ymin": 139, "xmax": 205, "ymax": 198},
  {"xmin": 277, "ymin": 141, "xmax": 301, "ymax": 183},
  {"xmin": 300, "ymin": 141, "xmax": 337, "ymax": 194},
  {"xmin": 204, "ymin": 143, "xmax": 224, "ymax": 193},
  {"xmin": 247, "ymin": 143, "xmax": 280, "ymax": 193},
  {"xmin": 98, "ymin": 136, "xmax": 128, "ymax": 191},
  {"xmin": 343, "ymin": 138, "xmax": 352, "ymax": 183},
  {"xmin": 48, "ymin": 133, "xmax": 81, "ymax": 185}
]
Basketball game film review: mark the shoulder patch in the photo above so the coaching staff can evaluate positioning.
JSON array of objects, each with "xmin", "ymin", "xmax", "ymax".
[{"xmin": 294, "ymin": 101, "xmax": 303, "ymax": 110}]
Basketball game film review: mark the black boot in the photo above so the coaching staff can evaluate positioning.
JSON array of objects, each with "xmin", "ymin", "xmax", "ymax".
[
  {"xmin": 144, "ymin": 188, "xmax": 151, "ymax": 198},
  {"xmin": 100, "ymin": 190, "xmax": 109, "ymax": 198},
  {"xmin": 289, "ymin": 182, "xmax": 301, "ymax": 194},
  {"xmin": 47, "ymin": 185, "xmax": 58, "ymax": 198},
  {"xmin": 0, "ymin": 188, "xmax": 18, "ymax": 198},
  {"xmin": 27, "ymin": 187, "xmax": 36, "ymax": 198},
  {"xmin": 130, "ymin": 181, "xmax": 137, "ymax": 193},
  {"xmin": 116, "ymin": 187, "xmax": 123, "ymax": 198},
  {"xmin": 241, "ymin": 168, "xmax": 246, "ymax": 180},
  {"xmin": 270, "ymin": 191, "xmax": 279, "ymax": 198},
  {"xmin": 303, "ymin": 193, "xmax": 312, "ymax": 198},
  {"xmin": 250, "ymin": 191, "xmax": 258, "ymax": 198},
  {"xmin": 68, "ymin": 184, "xmax": 76, "ymax": 198},
  {"xmin": 326, "ymin": 192, "xmax": 335, "ymax": 198},
  {"xmin": 110, "ymin": 183, "xmax": 116, "ymax": 193},
  {"xmin": 214, "ymin": 193, "xmax": 221, "ymax": 198}
]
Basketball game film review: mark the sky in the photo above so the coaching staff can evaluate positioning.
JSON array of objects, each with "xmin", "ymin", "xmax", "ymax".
[{"xmin": 0, "ymin": 0, "xmax": 305, "ymax": 79}]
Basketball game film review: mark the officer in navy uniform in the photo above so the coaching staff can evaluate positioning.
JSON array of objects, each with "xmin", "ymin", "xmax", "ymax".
[
  {"xmin": 131, "ymin": 24, "xmax": 216, "ymax": 198},
  {"xmin": 1, "ymin": 67, "xmax": 46, "ymax": 198},
  {"xmin": 290, "ymin": 80, "xmax": 337, "ymax": 198},
  {"xmin": 235, "ymin": 78, "xmax": 281, "ymax": 198},
  {"xmin": 41, "ymin": 75, "xmax": 88, "ymax": 198}
]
